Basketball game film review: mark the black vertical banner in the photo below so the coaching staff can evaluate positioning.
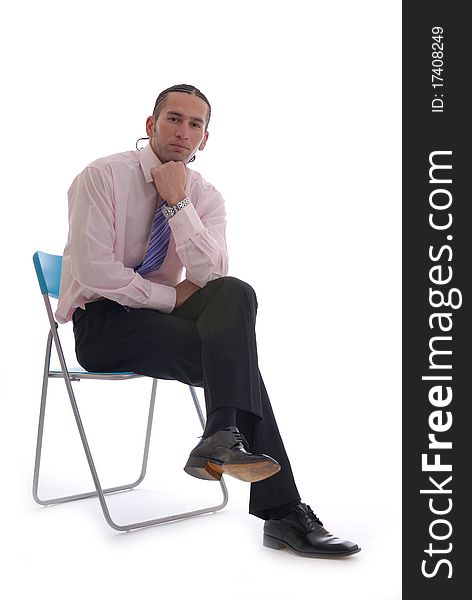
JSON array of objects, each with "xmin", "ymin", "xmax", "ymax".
[{"xmin": 403, "ymin": 1, "xmax": 469, "ymax": 598}]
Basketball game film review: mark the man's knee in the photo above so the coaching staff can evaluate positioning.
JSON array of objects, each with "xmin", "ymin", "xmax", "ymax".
[{"xmin": 217, "ymin": 276, "xmax": 258, "ymax": 307}]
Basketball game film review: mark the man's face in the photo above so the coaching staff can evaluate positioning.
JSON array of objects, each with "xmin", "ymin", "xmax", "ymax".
[{"xmin": 146, "ymin": 92, "xmax": 209, "ymax": 164}]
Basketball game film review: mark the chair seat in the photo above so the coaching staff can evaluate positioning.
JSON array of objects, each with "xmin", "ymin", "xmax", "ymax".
[{"xmin": 49, "ymin": 366, "xmax": 142, "ymax": 380}]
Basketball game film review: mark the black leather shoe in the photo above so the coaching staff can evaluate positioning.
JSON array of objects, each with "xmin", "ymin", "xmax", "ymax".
[
  {"xmin": 184, "ymin": 426, "xmax": 281, "ymax": 482},
  {"xmin": 263, "ymin": 502, "xmax": 360, "ymax": 557}
]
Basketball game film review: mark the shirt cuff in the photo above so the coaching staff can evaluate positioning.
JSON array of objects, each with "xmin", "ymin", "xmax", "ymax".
[
  {"xmin": 146, "ymin": 282, "xmax": 177, "ymax": 313},
  {"xmin": 168, "ymin": 200, "xmax": 204, "ymax": 242}
]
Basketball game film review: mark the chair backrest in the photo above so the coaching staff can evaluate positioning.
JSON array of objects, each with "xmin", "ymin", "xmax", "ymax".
[{"xmin": 33, "ymin": 251, "xmax": 62, "ymax": 298}]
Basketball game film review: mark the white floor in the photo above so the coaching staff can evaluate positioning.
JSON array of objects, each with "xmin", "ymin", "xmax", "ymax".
[
  {"xmin": 10, "ymin": 495, "xmax": 400, "ymax": 600},
  {"xmin": 4, "ymin": 374, "xmax": 401, "ymax": 600}
]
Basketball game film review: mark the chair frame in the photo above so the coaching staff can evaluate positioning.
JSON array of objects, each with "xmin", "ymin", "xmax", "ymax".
[{"xmin": 32, "ymin": 253, "xmax": 228, "ymax": 532}]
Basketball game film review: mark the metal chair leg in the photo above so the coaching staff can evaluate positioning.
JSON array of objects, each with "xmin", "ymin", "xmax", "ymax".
[
  {"xmin": 33, "ymin": 316, "xmax": 228, "ymax": 531},
  {"xmin": 33, "ymin": 370, "xmax": 158, "ymax": 506},
  {"xmin": 32, "ymin": 330, "xmax": 53, "ymax": 505}
]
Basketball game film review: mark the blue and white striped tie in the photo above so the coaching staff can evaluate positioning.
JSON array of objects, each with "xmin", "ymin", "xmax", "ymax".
[{"xmin": 136, "ymin": 196, "xmax": 171, "ymax": 277}]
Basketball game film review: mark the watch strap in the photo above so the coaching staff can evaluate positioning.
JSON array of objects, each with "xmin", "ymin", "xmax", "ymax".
[{"xmin": 161, "ymin": 197, "xmax": 190, "ymax": 219}]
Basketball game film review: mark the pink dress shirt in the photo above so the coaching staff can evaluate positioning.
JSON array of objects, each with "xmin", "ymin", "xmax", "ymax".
[{"xmin": 56, "ymin": 143, "xmax": 229, "ymax": 324}]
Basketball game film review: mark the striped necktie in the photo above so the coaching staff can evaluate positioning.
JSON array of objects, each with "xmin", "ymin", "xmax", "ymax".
[{"xmin": 136, "ymin": 195, "xmax": 171, "ymax": 277}]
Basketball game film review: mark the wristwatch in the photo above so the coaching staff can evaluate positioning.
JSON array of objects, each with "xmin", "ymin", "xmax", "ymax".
[{"xmin": 161, "ymin": 197, "xmax": 191, "ymax": 219}]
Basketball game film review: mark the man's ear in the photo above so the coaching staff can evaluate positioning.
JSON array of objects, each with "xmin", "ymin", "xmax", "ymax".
[
  {"xmin": 198, "ymin": 130, "xmax": 209, "ymax": 151},
  {"xmin": 145, "ymin": 116, "xmax": 156, "ymax": 138}
]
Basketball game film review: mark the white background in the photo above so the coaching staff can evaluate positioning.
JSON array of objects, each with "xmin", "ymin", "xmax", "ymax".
[{"xmin": 1, "ymin": 1, "xmax": 401, "ymax": 598}]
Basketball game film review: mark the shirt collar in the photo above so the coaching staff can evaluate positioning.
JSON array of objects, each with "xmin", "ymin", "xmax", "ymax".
[{"xmin": 139, "ymin": 142, "xmax": 162, "ymax": 183}]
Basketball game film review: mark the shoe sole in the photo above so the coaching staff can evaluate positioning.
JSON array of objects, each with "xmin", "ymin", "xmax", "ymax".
[
  {"xmin": 263, "ymin": 534, "xmax": 361, "ymax": 558},
  {"xmin": 184, "ymin": 457, "xmax": 281, "ymax": 483}
]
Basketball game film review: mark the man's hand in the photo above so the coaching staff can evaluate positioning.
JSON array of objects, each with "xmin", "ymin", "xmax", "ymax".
[
  {"xmin": 174, "ymin": 278, "xmax": 201, "ymax": 310},
  {"xmin": 150, "ymin": 162, "xmax": 187, "ymax": 206}
]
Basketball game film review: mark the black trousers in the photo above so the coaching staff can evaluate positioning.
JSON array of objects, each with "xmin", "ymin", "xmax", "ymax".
[{"xmin": 72, "ymin": 276, "xmax": 300, "ymax": 519}]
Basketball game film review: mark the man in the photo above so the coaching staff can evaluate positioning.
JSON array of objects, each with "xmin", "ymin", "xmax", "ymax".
[{"xmin": 57, "ymin": 83, "xmax": 360, "ymax": 557}]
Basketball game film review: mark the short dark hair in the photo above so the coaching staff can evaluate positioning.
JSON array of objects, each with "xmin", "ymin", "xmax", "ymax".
[{"xmin": 152, "ymin": 83, "xmax": 211, "ymax": 131}]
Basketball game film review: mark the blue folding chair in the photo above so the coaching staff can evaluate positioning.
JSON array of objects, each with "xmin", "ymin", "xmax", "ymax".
[{"xmin": 32, "ymin": 251, "xmax": 228, "ymax": 531}]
